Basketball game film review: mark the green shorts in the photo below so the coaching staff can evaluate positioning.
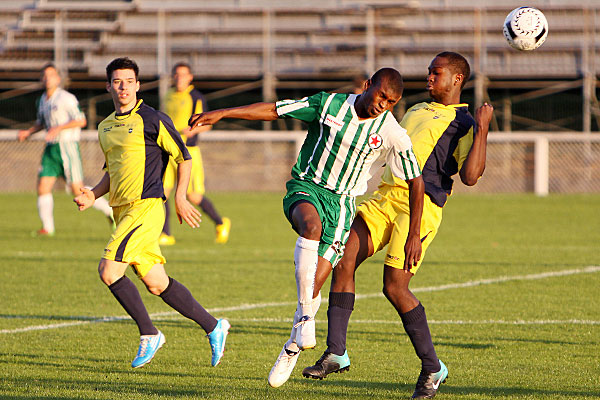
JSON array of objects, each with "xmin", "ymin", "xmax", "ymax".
[
  {"xmin": 39, "ymin": 141, "xmax": 84, "ymax": 184},
  {"xmin": 283, "ymin": 178, "xmax": 356, "ymax": 267}
]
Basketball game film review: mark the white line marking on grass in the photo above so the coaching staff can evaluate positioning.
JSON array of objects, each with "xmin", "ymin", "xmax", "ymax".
[{"xmin": 2, "ymin": 265, "xmax": 599, "ymax": 334}]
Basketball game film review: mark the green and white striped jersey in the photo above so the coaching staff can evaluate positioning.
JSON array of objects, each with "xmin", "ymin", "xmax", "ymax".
[
  {"xmin": 276, "ymin": 91, "xmax": 420, "ymax": 196},
  {"xmin": 36, "ymin": 87, "xmax": 85, "ymax": 144}
]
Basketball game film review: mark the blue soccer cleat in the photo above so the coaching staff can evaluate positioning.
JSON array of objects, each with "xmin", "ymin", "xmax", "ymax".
[
  {"xmin": 412, "ymin": 359, "xmax": 448, "ymax": 399},
  {"xmin": 207, "ymin": 319, "xmax": 230, "ymax": 366},
  {"xmin": 131, "ymin": 330, "xmax": 165, "ymax": 368},
  {"xmin": 302, "ymin": 350, "xmax": 350, "ymax": 379}
]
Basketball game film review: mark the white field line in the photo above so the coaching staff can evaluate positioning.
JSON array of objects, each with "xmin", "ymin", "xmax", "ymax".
[{"xmin": 2, "ymin": 265, "xmax": 599, "ymax": 334}]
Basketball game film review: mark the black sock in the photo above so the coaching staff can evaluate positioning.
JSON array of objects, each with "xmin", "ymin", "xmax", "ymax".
[
  {"xmin": 199, "ymin": 197, "xmax": 223, "ymax": 226},
  {"xmin": 163, "ymin": 200, "xmax": 171, "ymax": 236},
  {"xmin": 159, "ymin": 277, "xmax": 218, "ymax": 334},
  {"xmin": 326, "ymin": 292, "xmax": 355, "ymax": 356},
  {"xmin": 108, "ymin": 276, "xmax": 158, "ymax": 336},
  {"xmin": 399, "ymin": 303, "xmax": 440, "ymax": 372}
]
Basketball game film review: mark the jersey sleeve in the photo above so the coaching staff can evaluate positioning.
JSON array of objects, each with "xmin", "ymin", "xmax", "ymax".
[
  {"xmin": 65, "ymin": 93, "xmax": 85, "ymax": 121},
  {"xmin": 194, "ymin": 93, "xmax": 206, "ymax": 115},
  {"xmin": 156, "ymin": 112, "xmax": 191, "ymax": 163},
  {"xmin": 275, "ymin": 92, "xmax": 324, "ymax": 122},
  {"xmin": 385, "ymin": 119, "xmax": 421, "ymax": 181},
  {"xmin": 453, "ymin": 125, "xmax": 474, "ymax": 171}
]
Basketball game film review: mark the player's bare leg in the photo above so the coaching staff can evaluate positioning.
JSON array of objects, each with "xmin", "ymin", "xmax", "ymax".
[{"xmin": 383, "ymin": 266, "xmax": 447, "ymax": 399}]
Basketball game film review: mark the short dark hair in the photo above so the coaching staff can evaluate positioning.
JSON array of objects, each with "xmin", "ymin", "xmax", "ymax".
[
  {"xmin": 436, "ymin": 52, "xmax": 471, "ymax": 88},
  {"xmin": 172, "ymin": 62, "xmax": 192, "ymax": 75},
  {"xmin": 106, "ymin": 57, "xmax": 139, "ymax": 82},
  {"xmin": 41, "ymin": 62, "xmax": 58, "ymax": 74},
  {"xmin": 370, "ymin": 67, "xmax": 403, "ymax": 96}
]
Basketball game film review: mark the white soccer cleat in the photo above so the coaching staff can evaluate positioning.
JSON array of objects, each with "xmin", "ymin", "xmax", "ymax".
[
  {"xmin": 268, "ymin": 344, "xmax": 301, "ymax": 388},
  {"xmin": 294, "ymin": 315, "xmax": 316, "ymax": 350}
]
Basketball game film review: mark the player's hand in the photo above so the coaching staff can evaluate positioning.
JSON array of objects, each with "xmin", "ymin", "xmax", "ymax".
[
  {"xmin": 73, "ymin": 187, "xmax": 95, "ymax": 211},
  {"xmin": 475, "ymin": 102, "xmax": 494, "ymax": 129},
  {"xmin": 188, "ymin": 110, "xmax": 222, "ymax": 129},
  {"xmin": 403, "ymin": 233, "xmax": 422, "ymax": 270},
  {"xmin": 45, "ymin": 127, "xmax": 60, "ymax": 142},
  {"xmin": 174, "ymin": 196, "xmax": 202, "ymax": 228},
  {"xmin": 17, "ymin": 130, "xmax": 30, "ymax": 142}
]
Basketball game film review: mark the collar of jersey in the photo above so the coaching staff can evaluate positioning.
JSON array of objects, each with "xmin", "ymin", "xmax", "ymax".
[
  {"xmin": 348, "ymin": 93, "xmax": 386, "ymax": 123},
  {"xmin": 430, "ymin": 101, "xmax": 469, "ymax": 109},
  {"xmin": 115, "ymin": 99, "xmax": 143, "ymax": 119}
]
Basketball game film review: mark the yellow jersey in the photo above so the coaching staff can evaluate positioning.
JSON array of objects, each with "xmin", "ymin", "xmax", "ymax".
[
  {"xmin": 380, "ymin": 102, "xmax": 475, "ymax": 207},
  {"xmin": 98, "ymin": 99, "xmax": 191, "ymax": 207},
  {"xmin": 164, "ymin": 85, "xmax": 205, "ymax": 147}
]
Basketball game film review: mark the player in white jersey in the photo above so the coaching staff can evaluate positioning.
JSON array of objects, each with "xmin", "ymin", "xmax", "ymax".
[
  {"xmin": 18, "ymin": 63, "xmax": 113, "ymax": 236},
  {"xmin": 189, "ymin": 68, "xmax": 424, "ymax": 387}
]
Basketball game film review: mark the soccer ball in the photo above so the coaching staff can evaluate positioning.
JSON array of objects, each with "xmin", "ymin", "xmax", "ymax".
[{"xmin": 503, "ymin": 7, "xmax": 548, "ymax": 51}]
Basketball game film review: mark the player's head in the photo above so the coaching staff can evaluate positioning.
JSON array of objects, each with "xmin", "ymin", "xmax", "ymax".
[
  {"xmin": 172, "ymin": 62, "xmax": 193, "ymax": 92},
  {"xmin": 41, "ymin": 63, "xmax": 61, "ymax": 91},
  {"xmin": 105, "ymin": 57, "xmax": 140, "ymax": 110},
  {"xmin": 427, "ymin": 52, "xmax": 470, "ymax": 104},
  {"xmin": 357, "ymin": 67, "xmax": 403, "ymax": 118}
]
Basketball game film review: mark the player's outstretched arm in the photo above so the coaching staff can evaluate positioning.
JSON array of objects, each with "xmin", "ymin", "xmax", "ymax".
[
  {"xmin": 460, "ymin": 102, "xmax": 494, "ymax": 186},
  {"xmin": 74, "ymin": 172, "xmax": 109, "ymax": 211},
  {"xmin": 188, "ymin": 102, "xmax": 278, "ymax": 130},
  {"xmin": 404, "ymin": 175, "xmax": 424, "ymax": 270},
  {"xmin": 174, "ymin": 159, "xmax": 202, "ymax": 228}
]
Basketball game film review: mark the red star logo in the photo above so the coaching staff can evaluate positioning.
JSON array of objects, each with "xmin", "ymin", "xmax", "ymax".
[{"xmin": 368, "ymin": 133, "xmax": 383, "ymax": 149}]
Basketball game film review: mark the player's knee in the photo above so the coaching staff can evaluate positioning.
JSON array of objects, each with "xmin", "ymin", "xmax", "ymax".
[
  {"xmin": 145, "ymin": 285, "xmax": 164, "ymax": 296},
  {"xmin": 299, "ymin": 221, "xmax": 321, "ymax": 240}
]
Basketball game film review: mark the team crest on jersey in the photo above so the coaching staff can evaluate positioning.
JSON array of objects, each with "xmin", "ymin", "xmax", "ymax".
[{"xmin": 368, "ymin": 133, "xmax": 383, "ymax": 149}]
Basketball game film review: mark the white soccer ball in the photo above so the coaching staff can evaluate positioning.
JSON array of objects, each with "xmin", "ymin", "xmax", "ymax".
[{"xmin": 503, "ymin": 7, "xmax": 548, "ymax": 51}]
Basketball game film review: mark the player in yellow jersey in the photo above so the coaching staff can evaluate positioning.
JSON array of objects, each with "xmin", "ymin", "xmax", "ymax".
[
  {"xmin": 302, "ymin": 52, "xmax": 494, "ymax": 399},
  {"xmin": 160, "ymin": 62, "xmax": 230, "ymax": 246},
  {"xmin": 74, "ymin": 57, "xmax": 230, "ymax": 369}
]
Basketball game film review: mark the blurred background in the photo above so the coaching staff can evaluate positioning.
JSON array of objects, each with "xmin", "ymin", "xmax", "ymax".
[{"xmin": 1, "ymin": 0, "xmax": 599, "ymax": 194}]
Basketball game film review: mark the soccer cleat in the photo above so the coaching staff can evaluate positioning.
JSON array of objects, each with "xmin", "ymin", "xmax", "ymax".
[
  {"xmin": 131, "ymin": 330, "xmax": 165, "ymax": 368},
  {"xmin": 215, "ymin": 217, "xmax": 231, "ymax": 244},
  {"xmin": 302, "ymin": 350, "xmax": 350, "ymax": 379},
  {"xmin": 268, "ymin": 343, "xmax": 301, "ymax": 388},
  {"xmin": 411, "ymin": 360, "xmax": 448, "ymax": 399},
  {"xmin": 158, "ymin": 233, "xmax": 176, "ymax": 246},
  {"xmin": 32, "ymin": 228, "xmax": 54, "ymax": 237},
  {"xmin": 207, "ymin": 319, "xmax": 230, "ymax": 366},
  {"xmin": 294, "ymin": 315, "xmax": 316, "ymax": 350}
]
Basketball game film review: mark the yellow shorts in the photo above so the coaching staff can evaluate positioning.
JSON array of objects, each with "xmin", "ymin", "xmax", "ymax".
[
  {"xmin": 163, "ymin": 146, "xmax": 205, "ymax": 195},
  {"xmin": 103, "ymin": 198, "xmax": 166, "ymax": 278},
  {"xmin": 358, "ymin": 185, "xmax": 443, "ymax": 274}
]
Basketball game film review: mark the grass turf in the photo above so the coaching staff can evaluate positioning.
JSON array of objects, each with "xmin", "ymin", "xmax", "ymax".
[{"xmin": 0, "ymin": 192, "xmax": 598, "ymax": 399}]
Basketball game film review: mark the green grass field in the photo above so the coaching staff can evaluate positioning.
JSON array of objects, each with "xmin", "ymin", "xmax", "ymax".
[{"xmin": 0, "ymin": 192, "xmax": 599, "ymax": 400}]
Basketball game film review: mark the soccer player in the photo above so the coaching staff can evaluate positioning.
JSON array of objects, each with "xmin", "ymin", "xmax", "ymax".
[
  {"xmin": 159, "ymin": 62, "xmax": 230, "ymax": 246},
  {"xmin": 73, "ymin": 57, "xmax": 230, "ymax": 369},
  {"xmin": 302, "ymin": 52, "xmax": 494, "ymax": 399},
  {"xmin": 188, "ymin": 67, "xmax": 425, "ymax": 387},
  {"xmin": 18, "ymin": 63, "xmax": 113, "ymax": 236}
]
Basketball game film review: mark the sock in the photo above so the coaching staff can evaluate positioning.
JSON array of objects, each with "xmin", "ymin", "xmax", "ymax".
[
  {"xmin": 159, "ymin": 277, "xmax": 218, "ymax": 334},
  {"xmin": 294, "ymin": 237, "xmax": 319, "ymax": 317},
  {"xmin": 326, "ymin": 292, "xmax": 355, "ymax": 356},
  {"xmin": 108, "ymin": 276, "xmax": 158, "ymax": 336},
  {"xmin": 162, "ymin": 200, "xmax": 171, "ymax": 236},
  {"xmin": 199, "ymin": 197, "xmax": 223, "ymax": 226},
  {"xmin": 400, "ymin": 302, "xmax": 440, "ymax": 372},
  {"xmin": 37, "ymin": 193, "xmax": 54, "ymax": 233},
  {"xmin": 91, "ymin": 195, "xmax": 112, "ymax": 217}
]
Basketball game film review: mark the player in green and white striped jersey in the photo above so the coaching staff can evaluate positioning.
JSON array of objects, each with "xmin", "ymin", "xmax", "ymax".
[
  {"xmin": 18, "ymin": 64, "xmax": 113, "ymax": 236},
  {"xmin": 189, "ymin": 68, "xmax": 425, "ymax": 387}
]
